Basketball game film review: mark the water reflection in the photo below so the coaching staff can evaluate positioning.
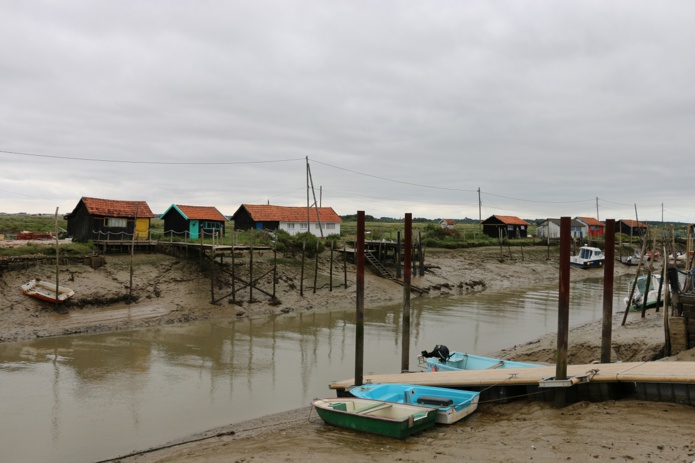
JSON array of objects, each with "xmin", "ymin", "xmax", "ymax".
[{"xmin": 0, "ymin": 275, "xmax": 632, "ymax": 463}]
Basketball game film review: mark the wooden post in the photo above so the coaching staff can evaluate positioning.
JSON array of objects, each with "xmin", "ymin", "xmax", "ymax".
[
  {"xmin": 231, "ymin": 231, "xmax": 236, "ymax": 303},
  {"xmin": 249, "ymin": 232, "xmax": 254, "ymax": 303},
  {"xmin": 313, "ymin": 241, "xmax": 319, "ymax": 294},
  {"xmin": 273, "ymin": 244, "xmax": 277, "ymax": 299},
  {"xmin": 401, "ymin": 213, "xmax": 412, "ymax": 373},
  {"xmin": 343, "ymin": 241, "xmax": 347, "ymax": 288},
  {"xmin": 355, "ymin": 211, "xmax": 365, "ymax": 386},
  {"xmin": 555, "ymin": 216, "xmax": 571, "ymax": 408},
  {"xmin": 300, "ymin": 240, "xmax": 305, "ymax": 297},
  {"xmin": 601, "ymin": 219, "xmax": 615, "ymax": 363},
  {"xmin": 54, "ymin": 207, "xmax": 60, "ymax": 313},
  {"xmin": 396, "ymin": 231, "xmax": 402, "ymax": 278},
  {"xmin": 329, "ymin": 241, "xmax": 334, "ymax": 291},
  {"xmin": 418, "ymin": 231, "xmax": 424, "ymax": 276},
  {"xmin": 210, "ymin": 240, "xmax": 215, "ymax": 304},
  {"xmin": 622, "ymin": 235, "xmax": 649, "ymax": 326},
  {"xmin": 130, "ymin": 205, "xmax": 139, "ymax": 300},
  {"xmin": 662, "ymin": 244, "xmax": 671, "ymax": 356}
]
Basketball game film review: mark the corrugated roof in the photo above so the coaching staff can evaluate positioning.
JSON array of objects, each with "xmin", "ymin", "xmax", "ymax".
[
  {"xmin": 81, "ymin": 197, "xmax": 154, "ymax": 218},
  {"xmin": 241, "ymin": 204, "xmax": 342, "ymax": 223},
  {"xmin": 175, "ymin": 205, "xmax": 227, "ymax": 222},
  {"xmin": 486, "ymin": 215, "xmax": 529, "ymax": 226},
  {"xmin": 576, "ymin": 217, "xmax": 604, "ymax": 227}
]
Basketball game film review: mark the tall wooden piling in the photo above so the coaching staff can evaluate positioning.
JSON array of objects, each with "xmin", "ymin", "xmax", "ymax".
[
  {"xmin": 401, "ymin": 213, "xmax": 412, "ymax": 373},
  {"xmin": 555, "ymin": 216, "xmax": 571, "ymax": 408},
  {"xmin": 355, "ymin": 211, "xmax": 365, "ymax": 386},
  {"xmin": 54, "ymin": 207, "xmax": 60, "ymax": 313},
  {"xmin": 601, "ymin": 219, "xmax": 615, "ymax": 364}
]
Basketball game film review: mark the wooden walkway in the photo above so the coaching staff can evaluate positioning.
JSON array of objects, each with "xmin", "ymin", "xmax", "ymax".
[{"xmin": 330, "ymin": 362, "xmax": 695, "ymax": 390}]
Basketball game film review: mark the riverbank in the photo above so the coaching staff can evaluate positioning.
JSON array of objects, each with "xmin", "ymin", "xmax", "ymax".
[{"xmin": 0, "ymin": 246, "xmax": 626, "ymax": 343}]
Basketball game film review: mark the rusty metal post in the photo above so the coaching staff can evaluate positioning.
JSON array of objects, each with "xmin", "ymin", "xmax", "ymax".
[
  {"xmin": 355, "ymin": 211, "xmax": 365, "ymax": 386},
  {"xmin": 555, "ymin": 216, "xmax": 571, "ymax": 408},
  {"xmin": 601, "ymin": 219, "xmax": 615, "ymax": 363},
  {"xmin": 401, "ymin": 213, "xmax": 412, "ymax": 373}
]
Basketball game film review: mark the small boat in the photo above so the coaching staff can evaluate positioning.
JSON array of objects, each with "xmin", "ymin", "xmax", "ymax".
[
  {"xmin": 21, "ymin": 279, "xmax": 75, "ymax": 303},
  {"xmin": 570, "ymin": 245, "xmax": 605, "ymax": 269},
  {"xmin": 624, "ymin": 274, "xmax": 664, "ymax": 311},
  {"xmin": 312, "ymin": 397, "xmax": 437, "ymax": 439},
  {"xmin": 348, "ymin": 383, "xmax": 480, "ymax": 425},
  {"xmin": 420, "ymin": 346, "xmax": 542, "ymax": 372}
]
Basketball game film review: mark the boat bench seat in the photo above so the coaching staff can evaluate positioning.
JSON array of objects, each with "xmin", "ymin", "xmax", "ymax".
[
  {"xmin": 416, "ymin": 396, "xmax": 453, "ymax": 407},
  {"xmin": 354, "ymin": 402, "xmax": 392, "ymax": 414}
]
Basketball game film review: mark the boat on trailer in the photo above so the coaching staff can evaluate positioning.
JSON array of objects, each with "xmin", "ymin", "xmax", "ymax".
[
  {"xmin": 420, "ymin": 345, "xmax": 542, "ymax": 372},
  {"xmin": 348, "ymin": 383, "xmax": 480, "ymax": 425},
  {"xmin": 312, "ymin": 397, "xmax": 437, "ymax": 439},
  {"xmin": 570, "ymin": 245, "xmax": 605, "ymax": 269},
  {"xmin": 21, "ymin": 279, "xmax": 75, "ymax": 303}
]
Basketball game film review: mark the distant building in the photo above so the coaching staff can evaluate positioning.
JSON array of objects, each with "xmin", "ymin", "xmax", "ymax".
[
  {"xmin": 536, "ymin": 218, "xmax": 585, "ymax": 239},
  {"xmin": 65, "ymin": 197, "xmax": 154, "ymax": 242},
  {"xmin": 161, "ymin": 204, "xmax": 227, "ymax": 239},
  {"xmin": 232, "ymin": 204, "xmax": 342, "ymax": 237},
  {"xmin": 481, "ymin": 215, "xmax": 529, "ymax": 239},
  {"xmin": 616, "ymin": 219, "xmax": 648, "ymax": 237},
  {"xmin": 439, "ymin": 219, "xmax": 455, "ymax": 230},
  {"xmin": 575, "ymin": 217, "xmax": 605, "ymax": 238}
]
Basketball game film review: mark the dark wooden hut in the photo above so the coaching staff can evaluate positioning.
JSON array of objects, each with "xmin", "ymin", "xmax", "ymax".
[
  {"xmin": 616, "ymin": 219, "xmax": 648, "ymax": 237},
  {"xmin": 481, "ymin": 215, "xmax": 529, "ymax": 239},
  {"xmin": 161, "ymin": 204, "xmax": 227, "ymax": 240},
  {"xmin": 65, "ymin": 197, "xmax": 155, "ymax": 242}
]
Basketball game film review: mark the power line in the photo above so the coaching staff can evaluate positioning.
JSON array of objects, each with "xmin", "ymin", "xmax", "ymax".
[{"xmin": 0, "ymin": 149, "xmax": 304, "ymax": 165}]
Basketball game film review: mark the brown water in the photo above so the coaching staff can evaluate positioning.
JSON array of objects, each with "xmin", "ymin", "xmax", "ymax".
[{"xmin": 0, "ymin": 276, "xmax": 631, "ymax": 463}]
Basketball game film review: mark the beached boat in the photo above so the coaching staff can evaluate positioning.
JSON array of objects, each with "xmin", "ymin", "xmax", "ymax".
[
  {"xmin": 21, "ymin": 279, "xmax": 75, "ymax": 303},
  {"xmin": 570, "ymin": 245, "xmax": 605, "ymax": 269},
  {"xmin": 624, "ymin": 273, "xmax": 664, "ymax": 311},
  {"xmin": 348, "ymin": 383, "xmax": 480, "ymax": 425},
  {"xmin": 312, "ymin": 397, "xmax": 437, "ymax": 438},
  {"xmin": 420, "ymin": 346, "xmax": 542, "ymax": 372}
]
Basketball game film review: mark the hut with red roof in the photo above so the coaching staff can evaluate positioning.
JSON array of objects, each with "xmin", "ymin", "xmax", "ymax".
[
  {"xmin": 481, "ymin": 215, "xmax": 529, "ymax": 239},
  {"xmin": 65, "ymin": 196, "xmax": 155, "ymax": 242},
  {"xmin": 232, "ymin": 204, "xmax": 342, "ymax": 237},
  {"xmin": 161, "ymin": 204, "xmax": 228, "ymax": 240}
]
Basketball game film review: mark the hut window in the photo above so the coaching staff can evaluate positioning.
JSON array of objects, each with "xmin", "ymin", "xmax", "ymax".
[
  {"xmin": 300, "ymin": 223, "xmax": 307, "ymax": 229},
  {"xmin": 287, "ymin": 223, "xmax": 295, "ymax": 229},
  {"xmin": 326, "ymin": 223, "xmax": 335, "ymax": 230},
  {"xmin": 106, "ymin": 218, "xmax": 127, "ymax": 228}
]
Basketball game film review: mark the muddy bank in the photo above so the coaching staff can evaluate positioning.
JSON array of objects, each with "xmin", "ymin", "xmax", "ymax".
[{"xmin": 1, "ymin": 246, "xmax": 626, "ymax": 343}]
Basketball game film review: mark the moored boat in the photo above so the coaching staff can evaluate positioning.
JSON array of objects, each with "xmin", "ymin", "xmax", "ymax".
[
  {"xmin": 312, "ymin": 397, "xmax": 437, "ymax": 438},
  {"xmin": 570, "ymin": 245, "xmax": 605, "ymax": 269},
  {"xmin": 348, "ymin": 383, "xmax": 480, "ymax": 424},
  {"xmin": 21, "ymin": 279, "xmax": 75, "ymax": 303},
  {"xmin": 624, "ymin": 273, "xmax": 664, "ymax": 311},
  {"xmin": 420, "ymin": 346, "xmax": 542, "ymax": 372}
]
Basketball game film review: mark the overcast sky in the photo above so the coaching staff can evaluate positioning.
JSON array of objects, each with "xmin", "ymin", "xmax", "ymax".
[{"xmin": 1, "ymin": 1, "xmax": 693, "ymax": 222}]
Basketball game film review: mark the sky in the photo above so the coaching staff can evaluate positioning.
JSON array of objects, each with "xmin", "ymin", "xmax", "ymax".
[{"xmin": 1, "ymin": 1, "xmax": 694, "ymax": 222}]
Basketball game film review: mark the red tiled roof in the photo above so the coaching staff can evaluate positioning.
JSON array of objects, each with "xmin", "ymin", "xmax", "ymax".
[
  {"xmin": 176, "ymin": 205, "xmax": 227, "ymax": 222},
  {"xmin": 487, "ymin": 215, "xmax": 529, "ymax": 226},
  {"xmin": 577, "ymin": 217, "xmax": 604, "ymax": 227},
  {"xmin": 241, "ymin": 204, "xmax": 342, "ymax": 223},
  {"xmin": 80, "ymin": 197, "xmax": 154, "ymax": 218}
]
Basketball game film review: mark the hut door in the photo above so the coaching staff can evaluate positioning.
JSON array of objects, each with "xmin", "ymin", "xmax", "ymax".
[
  {"xmin": 135, "ymin": 218, "xmax": 149, "ymax": 240},
  {"xmin": 189, "ymin": 220, "xmax": 199, "ymax": 240}
]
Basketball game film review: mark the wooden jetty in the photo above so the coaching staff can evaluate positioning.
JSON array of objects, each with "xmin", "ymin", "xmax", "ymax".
[{"xmin": 329, "ymin": 361, "xmax": 695, "ymax": 406}]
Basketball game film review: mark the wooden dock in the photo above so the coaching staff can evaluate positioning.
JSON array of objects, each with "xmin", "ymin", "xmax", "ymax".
[{"xmin": 330, "ymin": 361, "xmax": 695, "ymax": 406}]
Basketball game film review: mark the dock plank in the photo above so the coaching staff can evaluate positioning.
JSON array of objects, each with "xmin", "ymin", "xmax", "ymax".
[{"xmin": 329, "ymin": 361, "xmax": 695, "ymax": 390}]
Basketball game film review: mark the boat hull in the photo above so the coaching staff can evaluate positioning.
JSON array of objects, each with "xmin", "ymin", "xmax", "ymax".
[
  {"xmin": 312, "ymin": 398, "xmax": 437, "ymax": 438},
  {"xmin": 20, "ymin": 279, "xmax": 75, "ymax": 303},
  {"xmin": 422, "ymin": 352, "xmax": 542, "ymax": 372},
  {"xmin": 349, "ymin": 383, "xmax": 480, "ymax": 425}
]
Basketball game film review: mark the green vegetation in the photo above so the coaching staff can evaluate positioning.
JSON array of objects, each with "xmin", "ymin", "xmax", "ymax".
[{"xmin": 0, "ymin": 213, "xmax": 67, "ymax": 236}]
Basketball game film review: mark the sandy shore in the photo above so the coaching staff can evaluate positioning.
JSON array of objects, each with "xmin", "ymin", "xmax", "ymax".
[{"xmin": 3, "ymin": 246, "xmax": 693, "ymax": 462}]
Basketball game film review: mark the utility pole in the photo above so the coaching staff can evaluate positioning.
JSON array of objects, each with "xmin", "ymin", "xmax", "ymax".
[{"xmin": 596, "ymin": 196, "xmax": 599, "ymax": 221}]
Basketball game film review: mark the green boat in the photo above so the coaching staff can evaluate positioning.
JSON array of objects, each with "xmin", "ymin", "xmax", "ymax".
[{"xmin": 312, "ymin": 397, "xmax": 437, "ymax": 439}]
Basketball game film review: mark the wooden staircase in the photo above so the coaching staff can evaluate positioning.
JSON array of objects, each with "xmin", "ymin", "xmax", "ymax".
[{"xmin": 364, "ymin": 251, "xmax": 429, "ymax": 295}]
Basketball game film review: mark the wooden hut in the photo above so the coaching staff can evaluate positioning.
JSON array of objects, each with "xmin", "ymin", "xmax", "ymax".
[
  {"xmin": 575, "ymin": 217, "xmax": 605, "ymax": 238},
  {"xmin": 161, "ymin": 204, "xmax": 227, "ymax": 240},
  {"xmin": 232, "ymin": 204, "xmax": 342, "ymax": 237},
  {"xmin": 481, "ymin": 215, "xmax": 529, "ymax": 239},
  {"xmin": 65, "ymin": 197, "xmax": 154, "ymax": 242},
  {"xmin": 616, "ymin": 219, "xmax": 648, "ymax": 237},
  {"xmin": 537, "ymin": 218, "xmax": 585, "ymax": 239}
]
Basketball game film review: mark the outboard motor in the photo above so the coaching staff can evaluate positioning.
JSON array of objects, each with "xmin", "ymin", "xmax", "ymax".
[{"xmin": 421, "ymin": 345, "xmax": 450, "ymax": 363}]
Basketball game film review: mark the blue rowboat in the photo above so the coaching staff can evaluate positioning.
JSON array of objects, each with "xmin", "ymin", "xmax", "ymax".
[
  {"xmin": 420, "ymin": 347, "xmax": 542, "ymax": 372},
  {"xmin": 349, "ymin": 383, "xmax": 480, "ymax": 424}
]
